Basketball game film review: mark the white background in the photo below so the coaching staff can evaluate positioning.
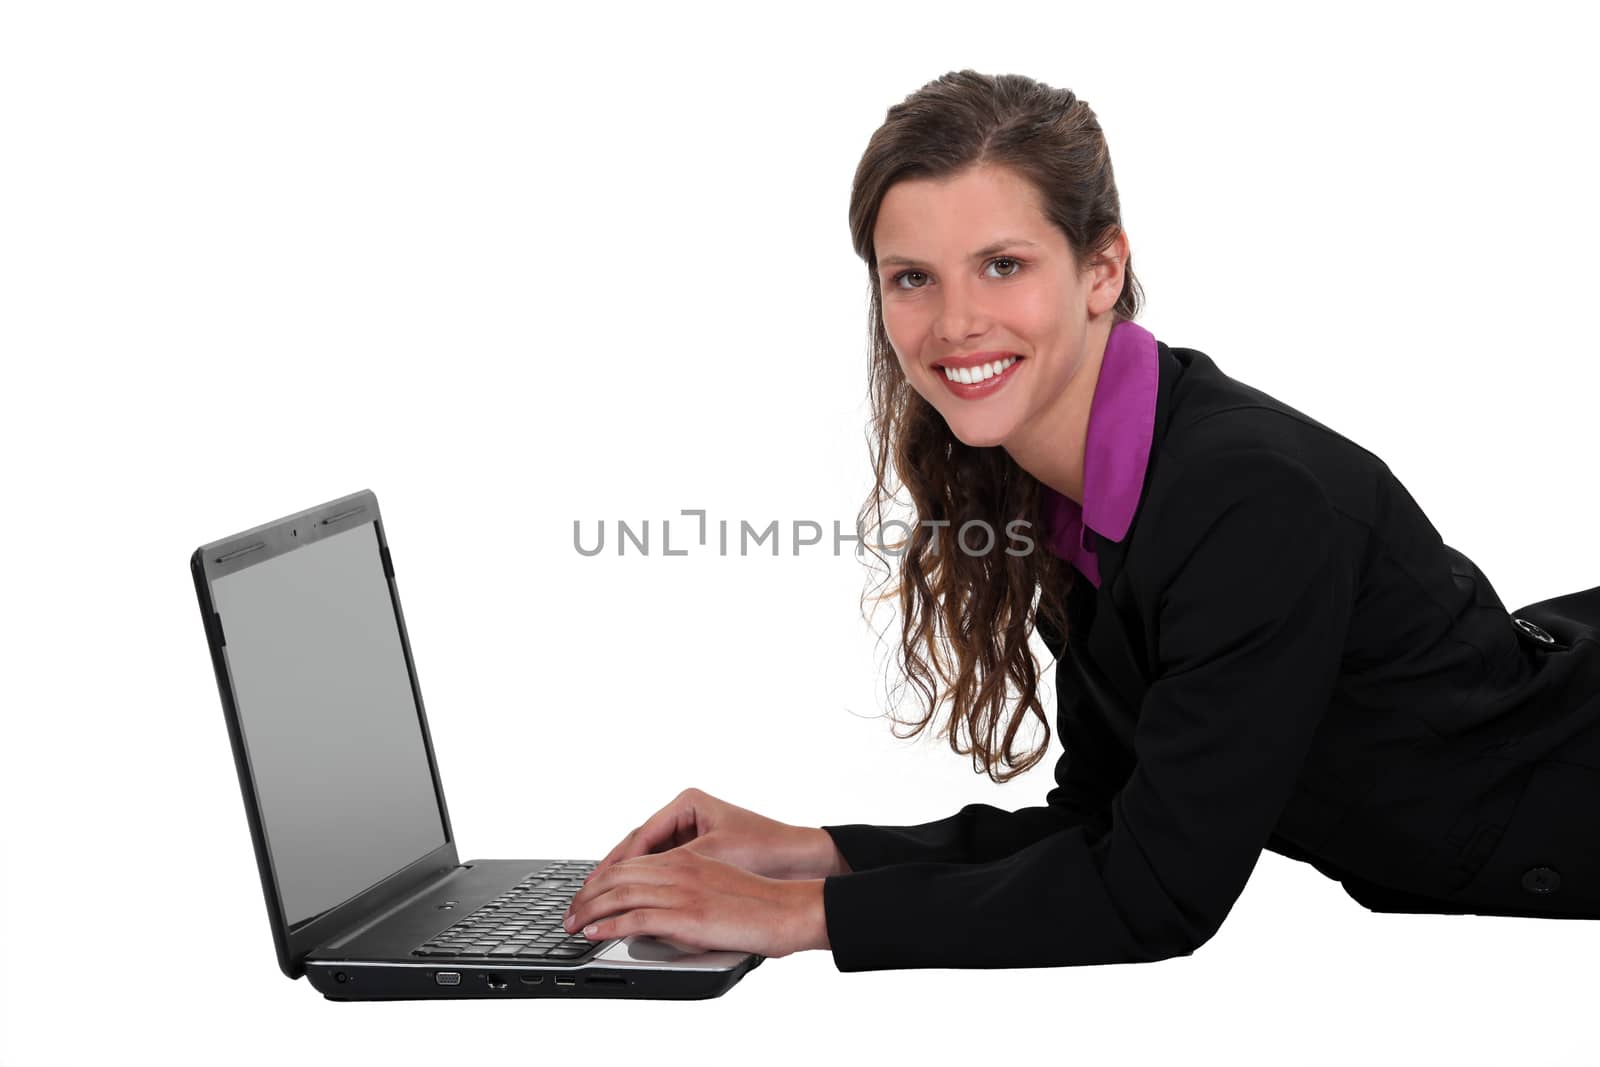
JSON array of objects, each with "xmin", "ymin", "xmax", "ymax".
[{"xmin": 3, "ymin": 2, "xmax": 1598, "ymax": 1065}]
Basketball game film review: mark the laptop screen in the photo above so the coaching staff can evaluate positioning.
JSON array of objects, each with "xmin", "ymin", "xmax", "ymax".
[{"xmin": 209, "ymin": 519, "xmax": 448, "ymax": 929}]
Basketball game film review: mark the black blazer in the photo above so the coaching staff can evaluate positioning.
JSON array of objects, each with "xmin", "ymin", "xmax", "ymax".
[{"xmin": 820, "ymin": 338, "xmax": 1600, "ymax": 972}]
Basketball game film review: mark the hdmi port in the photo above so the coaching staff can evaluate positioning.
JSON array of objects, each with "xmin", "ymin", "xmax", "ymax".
[{"xmin": 519, "ymin": 975, "xmax": 544, "ymax": 985}]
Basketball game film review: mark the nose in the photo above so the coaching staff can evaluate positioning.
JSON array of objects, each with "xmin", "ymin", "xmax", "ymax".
[{"xmin": 933, "ymin": 280, "xmax": 990, "ymax": 346}]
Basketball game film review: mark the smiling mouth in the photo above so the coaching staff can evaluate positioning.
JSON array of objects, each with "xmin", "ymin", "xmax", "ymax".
[{"xmin": 936, "ymin": 355, "xmax": 1023, "ymax": 384}]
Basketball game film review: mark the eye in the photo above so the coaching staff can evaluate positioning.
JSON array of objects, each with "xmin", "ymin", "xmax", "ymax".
[
  {"xmin": 888, "ymin": 256, "xmax": 1025, "ymax": 290},
  {"xmin": 986, "ymin": 256, "xmax": 1023, "ymax": 279}
]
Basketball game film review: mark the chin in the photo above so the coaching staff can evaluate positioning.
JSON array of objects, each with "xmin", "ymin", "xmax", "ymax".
[{"xmin": 947, "ymin": 421, "xmax": 1014, "ymax": 449}]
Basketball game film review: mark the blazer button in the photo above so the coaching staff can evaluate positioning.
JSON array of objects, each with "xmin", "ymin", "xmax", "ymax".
[
  {"xmin": 1521, "ymin": 866, "xmax": 1561, "ymax": 894},
  {"xmin": 1511, "ymin": 617, "xmax": 1557, "ymax": 645}
]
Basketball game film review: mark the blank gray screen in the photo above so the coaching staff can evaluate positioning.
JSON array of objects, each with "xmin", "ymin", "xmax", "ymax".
[{"xmin": 211, "ymin": 521, "xmax": 446, "ymax": 928}]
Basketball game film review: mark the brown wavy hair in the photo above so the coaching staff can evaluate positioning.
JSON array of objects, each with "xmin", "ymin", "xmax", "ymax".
[{"xmin": 849, "ymin": 70, "xmax": 1144, "ymax": 783}]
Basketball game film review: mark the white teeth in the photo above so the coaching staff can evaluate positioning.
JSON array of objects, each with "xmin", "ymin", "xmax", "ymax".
[{"xmin": 944, "ymin": 355, "xmax": 1018, "ymax": 383}]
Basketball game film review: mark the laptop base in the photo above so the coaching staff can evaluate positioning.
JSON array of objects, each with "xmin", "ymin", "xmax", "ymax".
[
  {"xmin": 302, "ymin": 857, "xmax": 764, "ymax": 1001},
  {"xmin": 305, "ymin": 952, "xmax": 763, "ymax": 1001}
]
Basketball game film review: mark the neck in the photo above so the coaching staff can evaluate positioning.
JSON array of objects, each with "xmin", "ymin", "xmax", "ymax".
[{"xmin": 1003, "ymin": 315, "xmax": 1113, "ymax": 505}]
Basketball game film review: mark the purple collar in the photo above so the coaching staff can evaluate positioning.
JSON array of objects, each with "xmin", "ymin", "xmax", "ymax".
[{"xmin": 1041, "ymin": 318, "xmax": 1159, "ymax": 587}]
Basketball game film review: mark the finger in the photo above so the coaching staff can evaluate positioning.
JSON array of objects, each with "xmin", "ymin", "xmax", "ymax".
[
  {"xmin": 588, "ymin": 800, "xmax": 700, "ymax": 883},
  {"xmin": 578, "ymin": 906, "xmax": 706, "ymax": 953},
  {"xmin": 564, "ymin": 860, "xmax": 679, "ymax": 929},
  {"xmin": 565, "ymin": 882, "xmax": 685, "ymax": 936}
]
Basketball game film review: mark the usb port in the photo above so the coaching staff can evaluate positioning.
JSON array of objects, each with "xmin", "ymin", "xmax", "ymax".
[
  {"xmin": 435, "ymin": 972, "xmax": 462, "ymax": 986},
  {"xmin": 553, "ymin": 977, "xmax": 576, "ymax": 987}
]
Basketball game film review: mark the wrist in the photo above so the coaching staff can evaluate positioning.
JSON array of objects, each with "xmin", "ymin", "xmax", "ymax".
[
  {"xmin": 772, "ymin": 825, "xmax": 844, "ymax": 879},
  {"xmin": 803, "ymin": 826, "xmax": 851, "ymax": 878},
  {"xmin": 786, "ymin": 878, "xmax": 830, "ymax": 953}
]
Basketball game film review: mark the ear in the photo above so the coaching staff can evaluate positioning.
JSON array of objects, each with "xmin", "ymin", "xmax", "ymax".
[{"xmin": 1085, "ymin": 228, "xmax": 1131, "ymax": 318}]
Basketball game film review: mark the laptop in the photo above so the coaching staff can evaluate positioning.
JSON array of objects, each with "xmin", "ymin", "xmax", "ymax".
[{"xmin": 189, "ymin": 488, "xmax": 764, "ymax": 1000}]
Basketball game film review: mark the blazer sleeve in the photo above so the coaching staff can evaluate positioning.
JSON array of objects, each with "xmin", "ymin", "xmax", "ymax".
[
  {"xmin": 818, "ymin": 451, "xmax": 1355, "ymax": 971},
  {"xmin": 818, "ymin": 620, "xmax": 1122, "ymax": 871}
]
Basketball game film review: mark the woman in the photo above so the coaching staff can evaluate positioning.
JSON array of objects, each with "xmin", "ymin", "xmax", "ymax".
[{"xmin": 561, "ymin": 70, "xmax": 1600, "ymax": 971}]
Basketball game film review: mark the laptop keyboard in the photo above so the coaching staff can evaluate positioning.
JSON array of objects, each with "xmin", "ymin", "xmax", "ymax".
[{"xmin": 411, "ymin": 860, "xmax": 601, "ymax": 960}]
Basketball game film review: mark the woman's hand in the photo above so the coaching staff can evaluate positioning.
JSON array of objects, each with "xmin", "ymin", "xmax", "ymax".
[
  {"xmin": 578, "ymin": 787, "xmax": 844, "ymax": 886},
  {"xmin": 560, "ymin": 845, "xmax": 829, "ymax": 958}
]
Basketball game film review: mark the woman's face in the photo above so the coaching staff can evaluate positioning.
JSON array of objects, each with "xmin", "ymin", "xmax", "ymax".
[{"xmin": 873, "ymin": 163, "xmax": 1112, "ymax": 450}]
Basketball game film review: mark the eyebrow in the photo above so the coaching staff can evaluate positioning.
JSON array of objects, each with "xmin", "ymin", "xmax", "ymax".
[{"xmin": 877, "ymin": 238, "xmax": 1040, "ymax": 270}]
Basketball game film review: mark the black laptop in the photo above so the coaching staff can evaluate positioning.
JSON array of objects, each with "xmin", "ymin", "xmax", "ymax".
[{"xmin": 189, "ymin": 488, "xmax": 763, "ymax": 1000}]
